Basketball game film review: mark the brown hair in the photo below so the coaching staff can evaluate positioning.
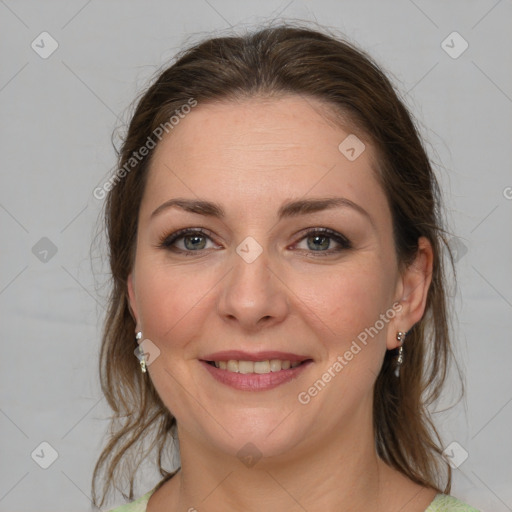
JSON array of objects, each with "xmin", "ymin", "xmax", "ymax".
[{"xmin": 92, "ymin": 22, "xmax": 460, "ymax": 507}]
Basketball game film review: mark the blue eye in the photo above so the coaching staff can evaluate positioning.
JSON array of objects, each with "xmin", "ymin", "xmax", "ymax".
[
  {"xmin": 159, "ymin": 228, "xmax": 217, "ymax": 253},
  {"xmin": 295, "ymin": 228, "xmax": 351, "ymax": 254},
  {"xmin": 158, "ymin": 227, "xmax": 351, "ymax": 256}
]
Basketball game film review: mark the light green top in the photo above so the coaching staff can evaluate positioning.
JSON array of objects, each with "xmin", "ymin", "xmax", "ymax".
[{"xmin": 108, "ymin": 489, "xmax": 480, "ymax": 511}]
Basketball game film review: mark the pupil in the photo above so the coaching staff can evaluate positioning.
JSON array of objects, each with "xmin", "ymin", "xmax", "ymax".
[{"xmin": 308, "ymin": 235, "xmax": 329, "ymax": 251}]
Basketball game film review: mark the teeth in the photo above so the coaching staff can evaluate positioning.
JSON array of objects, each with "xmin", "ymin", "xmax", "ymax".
[
  {"xmin": 227, "ymin": 360, "xmax": 239, "ymax": 372},
  {"xmin": 254, "ymin": 361, "xmax": 270, "ymax": 374},
  {"xmin": 269, "ymin": 359, "xmax": 282, "ymax": 372},
  {"xmin": 239, "ymin": 361, "xmax": 253, "ymax": 374},
  {"xmin": 211, "ymin": 359, "xmax": 303, "ymax": 374}
]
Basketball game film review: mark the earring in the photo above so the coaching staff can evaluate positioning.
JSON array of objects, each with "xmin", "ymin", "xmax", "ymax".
[
  {"xmin": 394, "ymin": 331, "xmax": 407, "ymax": 378},
  {"xmin": 136, "ymin": 331, "xmax": 147, "ymax": 373}
]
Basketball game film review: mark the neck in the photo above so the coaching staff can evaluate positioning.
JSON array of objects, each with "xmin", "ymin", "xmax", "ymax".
[{"xmin": 169, "ymin": 406, "xmax": 389, "ymax": 511}]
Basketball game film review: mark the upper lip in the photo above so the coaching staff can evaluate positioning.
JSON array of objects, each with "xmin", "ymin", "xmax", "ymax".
[{"xmin": 201, "ymin": 350, "xmax": 312, "ymax": 363}]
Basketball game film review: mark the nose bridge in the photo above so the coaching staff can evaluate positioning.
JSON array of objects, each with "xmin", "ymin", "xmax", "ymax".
[{"xmin": 217, "ymin": 239, "xmax": 288, "ymax": 329}]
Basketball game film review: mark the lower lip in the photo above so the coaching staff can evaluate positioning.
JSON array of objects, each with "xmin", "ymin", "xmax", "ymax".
[{"xmin": 200, "ymin": 360, "xmax": 312, "ymax": 391}]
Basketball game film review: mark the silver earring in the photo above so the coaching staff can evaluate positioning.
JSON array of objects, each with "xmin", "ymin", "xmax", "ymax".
[
  {"xmin": 136, "ymin": 331, "xmax": 146, "ymax": 373},
  {"xmin": 394, "ymin": 331, "xmax": 407, "ymax": 378}
]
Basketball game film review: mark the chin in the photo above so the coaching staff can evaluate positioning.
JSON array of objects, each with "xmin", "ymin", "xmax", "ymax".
[{"xmin": 198, "ymin": 412, "xmax": 311, "ymax": 464}]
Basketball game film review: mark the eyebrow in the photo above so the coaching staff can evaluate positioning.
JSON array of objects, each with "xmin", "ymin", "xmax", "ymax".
[
  {"xmin": 150, "ymin": 197, "xmax": 373, "ymax": 224},
  {"xmin": 151, "ymin": 197, "xmax": 373, "ymax": 225}
]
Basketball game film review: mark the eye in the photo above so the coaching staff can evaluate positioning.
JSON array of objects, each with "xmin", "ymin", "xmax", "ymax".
[
  {"xmin": 158, "ymin": 228, "xmax": 220, "ymax": 253},
  {"xmin": 293, "ymin": 228, "xmax": 351, "ymax": 255}
]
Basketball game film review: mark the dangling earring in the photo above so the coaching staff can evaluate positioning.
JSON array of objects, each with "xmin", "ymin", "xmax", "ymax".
[
  {"xmin": 136, "ymin": 331, "xmax": 147, "ymax": 373},
  {"xmin": 394, "ymin": 331, "xmax": 407, "ymax": 378}
]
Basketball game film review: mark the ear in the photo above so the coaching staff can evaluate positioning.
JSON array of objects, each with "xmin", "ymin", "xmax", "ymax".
[
  {"xmin": 387, "ymin": 236, "xmax": 434, "ymax": 350},
  {"xmin": 127, "ymin": 273, "xmax": 139, "ymax": 328}
]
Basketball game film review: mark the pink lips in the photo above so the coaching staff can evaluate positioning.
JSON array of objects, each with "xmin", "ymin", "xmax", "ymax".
[{"xmin": 199, "ymin": 350, "xmax": 313, "ymax": 391}]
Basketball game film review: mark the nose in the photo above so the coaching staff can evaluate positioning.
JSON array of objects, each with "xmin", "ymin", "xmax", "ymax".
[{"xmin": 216, "ymin": 245, "xmax": 290, "ymax": 332}]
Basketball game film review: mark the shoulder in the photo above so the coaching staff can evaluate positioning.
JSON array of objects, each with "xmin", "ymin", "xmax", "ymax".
[
  {"xmin": 106, "ymin": 489, "xmax": 480, "ymax": 512},
  {"xmin": 106, "ymin": 489, "xmax": 156, "ymax": 512},
  {"xmin": 425, "ymin": 493, "xmax": 481, "ymax": 511},
  {"xmin": 107, "ymin": 469, "xmax": 180, "ymax": 511}
]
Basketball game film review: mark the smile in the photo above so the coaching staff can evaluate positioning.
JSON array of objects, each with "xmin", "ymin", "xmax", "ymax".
[
  {"xmin": 199, "ymin": 350, "xmax": 313, "ymax": 390},
  {"xmin": 207, "ymin": 359, "xmax": 304, "ymax": 373}
]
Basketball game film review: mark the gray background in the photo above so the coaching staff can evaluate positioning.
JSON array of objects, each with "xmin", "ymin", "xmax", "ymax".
[{"xmin": 1, "ymin": 1, "xmax": 511, "ymax": 511}]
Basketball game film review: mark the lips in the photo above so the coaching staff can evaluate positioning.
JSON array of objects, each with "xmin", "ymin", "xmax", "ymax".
[
  {"xmin": 201, "ymin": 350, "xmax": 311, "ymax": 363},
  {"xmin": 199, "ymin": 350, "xmax": 313, "ymax": 391}
]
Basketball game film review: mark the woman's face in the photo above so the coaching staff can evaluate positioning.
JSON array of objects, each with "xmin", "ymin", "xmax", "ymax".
[{"xmin": 128, "ymin": 95, "xmax": 420, "ymax": 461}]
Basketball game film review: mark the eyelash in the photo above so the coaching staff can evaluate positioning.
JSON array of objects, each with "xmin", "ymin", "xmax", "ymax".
[{"xmin": 157, "ymin": 227, "xmax": 352, "ymax": 256}]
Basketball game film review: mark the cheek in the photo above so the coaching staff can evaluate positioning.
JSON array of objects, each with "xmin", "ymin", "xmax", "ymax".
[
  {"xmin": 134, "ymin": 260, "xmax": 219, "ymax": 348},
  {"xmin": 289, "ymin": 258, "xmax": 397, "ymax": 395},
  {"xmin": 292, "ymin": 259, "xmax": 394, "ymax": 344},
  {"xmin": 294, "ymin": 264, "xmax": 395, "ymax": 407}
]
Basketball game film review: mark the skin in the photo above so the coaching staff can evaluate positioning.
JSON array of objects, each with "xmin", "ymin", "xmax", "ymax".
[{"xmin": 127, "ymin": 95, "xmax": 435, "ymax": 512}]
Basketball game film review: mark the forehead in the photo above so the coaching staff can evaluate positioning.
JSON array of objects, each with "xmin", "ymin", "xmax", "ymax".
[{"xmin": 141, "ymin": 95, "xmax": 387, "ymax": 222}]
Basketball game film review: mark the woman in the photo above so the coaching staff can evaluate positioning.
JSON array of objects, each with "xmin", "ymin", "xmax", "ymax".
[{"xmin": 92, "ymin": 23, "xmax": 480, "ymax": 511}]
